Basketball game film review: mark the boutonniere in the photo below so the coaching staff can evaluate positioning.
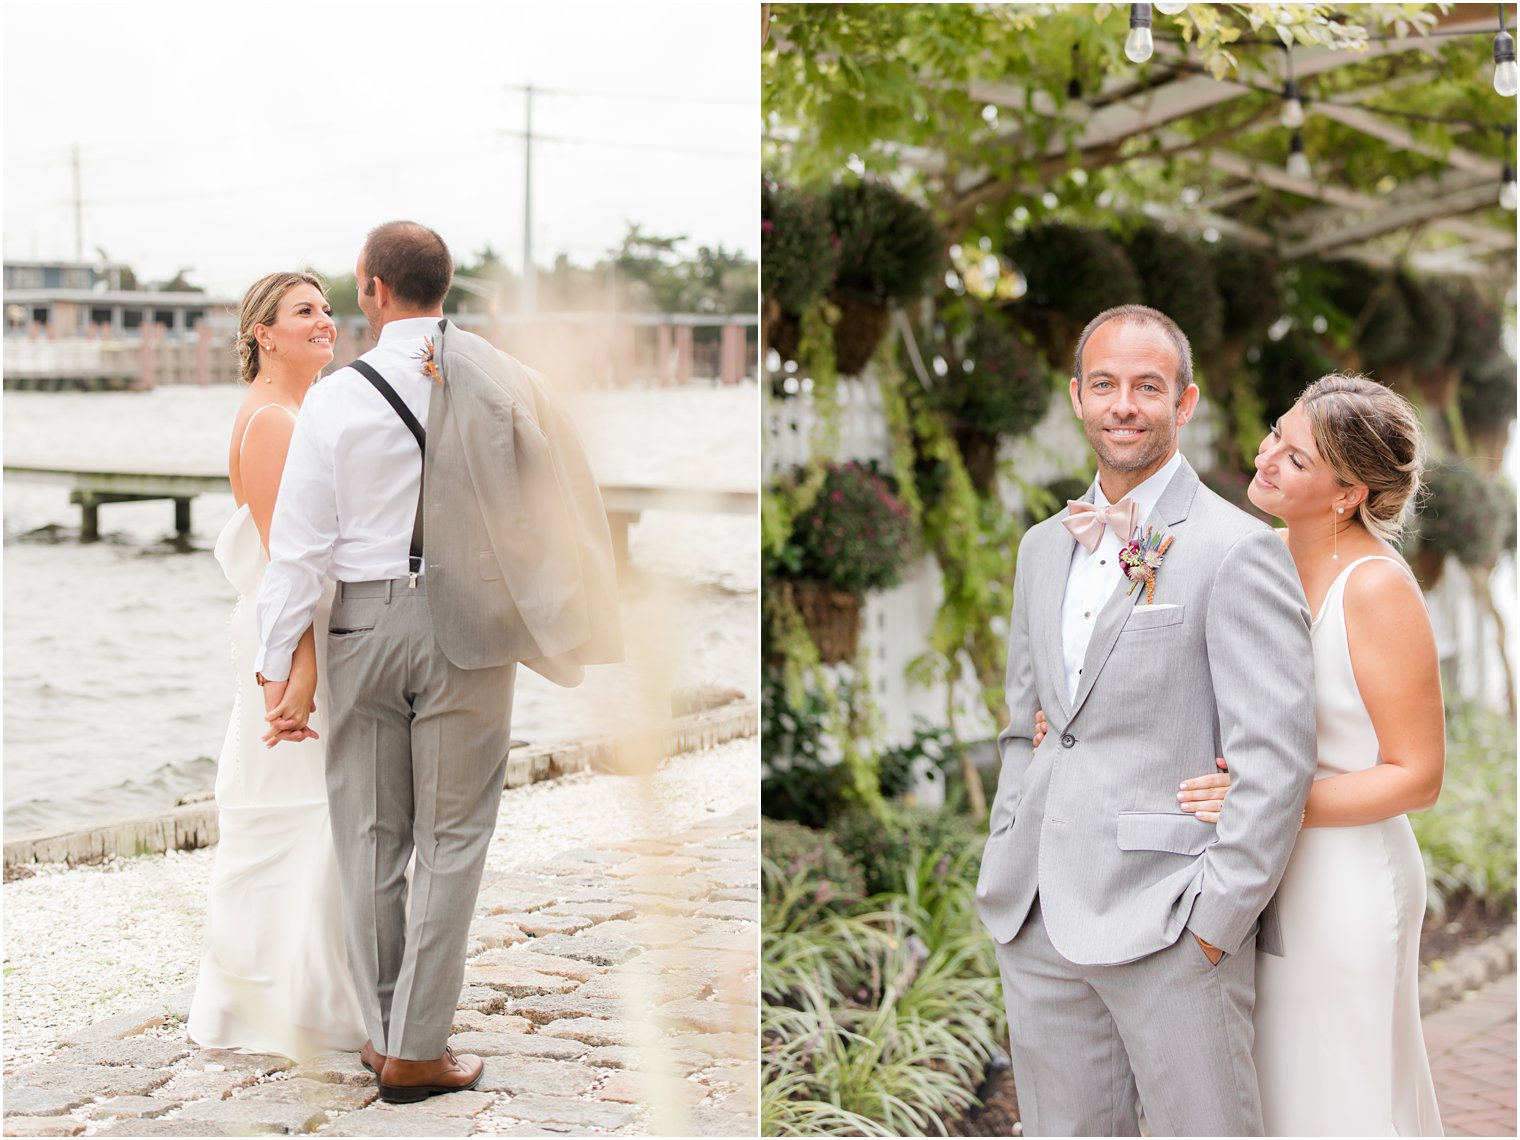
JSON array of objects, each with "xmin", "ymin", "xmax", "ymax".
[
  {"xmin": 1119, "ymin": 526, "xmax": 1175, "ymax": 604},
  {"xmin": 416, "ymin": 337, "xmax": 443, "ymax": 385}
]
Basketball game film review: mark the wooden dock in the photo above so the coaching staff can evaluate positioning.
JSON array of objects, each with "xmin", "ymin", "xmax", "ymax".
[{"xmin": 3, "ymin": 462, "xmax": 755, "ymax": 554}]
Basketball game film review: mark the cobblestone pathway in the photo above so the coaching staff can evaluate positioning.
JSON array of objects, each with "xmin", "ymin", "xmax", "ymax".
[
  {"xmin": 3, "ymin": 805, "xmax": 759, "ymax": 1137},
  {"xmin": 1428, "ymin": 972, "xmax": 1517, "ymax": 1138}
]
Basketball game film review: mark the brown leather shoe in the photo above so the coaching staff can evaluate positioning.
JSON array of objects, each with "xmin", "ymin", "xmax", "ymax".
[
  {"xmin": 359, "ymin": 1039, "xmax": 387, "ymax": 1076},
  {"xmin": 378, "ymin": 1048, "xmax": 484, "ymax": 1104}
]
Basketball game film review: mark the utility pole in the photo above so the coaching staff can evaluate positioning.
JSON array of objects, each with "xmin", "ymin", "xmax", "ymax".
[
  {"xmin": 71, "ymin": 146, "xmax": 83, "ymax": 263},
  {"xmin": 521, "ymin": 85, "xmax": 536, "ymax": 315}
]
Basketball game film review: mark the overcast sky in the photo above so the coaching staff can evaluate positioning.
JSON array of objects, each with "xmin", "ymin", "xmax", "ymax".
[{"xmin": 3, "ymin": 1, "xmax": 758, "ymax": 297}]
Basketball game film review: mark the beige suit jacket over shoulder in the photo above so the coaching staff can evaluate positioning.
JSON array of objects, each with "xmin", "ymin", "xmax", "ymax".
[{"xmin": 425, "ymin": 321, "xmax": 623, "ymax": 685}]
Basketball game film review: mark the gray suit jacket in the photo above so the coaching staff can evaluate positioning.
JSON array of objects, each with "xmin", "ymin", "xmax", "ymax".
[
  {"xmin": 423, "ymin": 321, "xmax": 622, "ymax": 685},
  {"xmin": 974, "ymin": 457, "xmax": 1316, "ymax": 964}
]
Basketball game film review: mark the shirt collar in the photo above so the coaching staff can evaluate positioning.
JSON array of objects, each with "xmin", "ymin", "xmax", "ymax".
[
  {"xmin": 1093, "ymin": 449, "xmax": 1183, "ymax": 524},
  {"xmin": 377, "ymin": 316, "xmax": 445, "ymax": 344}
]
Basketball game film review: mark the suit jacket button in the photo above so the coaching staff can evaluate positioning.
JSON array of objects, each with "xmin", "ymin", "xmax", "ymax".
[{"xmin": 1060, "ymin": 733, "xmax": 1076, "ymax": 749}]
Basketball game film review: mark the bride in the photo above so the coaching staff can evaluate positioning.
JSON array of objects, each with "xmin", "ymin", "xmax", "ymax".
[
  {"xmin": 1036, "ymin": 373, "xmax": 1444, "ymax": 1136},
  {"xmin": 185, "ymin": 272, "xmax": 366, "ymax": 1061}
]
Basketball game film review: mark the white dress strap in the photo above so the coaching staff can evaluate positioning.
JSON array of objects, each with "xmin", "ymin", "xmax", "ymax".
[{"xmin": 238, "ymin": 402, "xmax": 297, "ymax": 455}]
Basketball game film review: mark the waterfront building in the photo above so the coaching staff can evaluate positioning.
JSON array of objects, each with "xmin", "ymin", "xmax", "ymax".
[{"xmin": 3, "ymin": 260, "xmax": 234, "ymax": 341}]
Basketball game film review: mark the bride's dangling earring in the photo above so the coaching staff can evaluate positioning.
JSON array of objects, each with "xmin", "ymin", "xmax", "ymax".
[
  {"xmin": 1333, "ymin": 505, "xmax": 1344, "ymax": 560},
  {"xmin": 262, "ymin": 342, "xmax": 275, "ymax": 382}
]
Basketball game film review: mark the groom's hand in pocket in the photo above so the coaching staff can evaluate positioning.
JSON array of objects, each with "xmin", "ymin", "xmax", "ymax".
[{"xmin": 1192, "ymin": 932, "xmax": 1224, "ymax": 965}]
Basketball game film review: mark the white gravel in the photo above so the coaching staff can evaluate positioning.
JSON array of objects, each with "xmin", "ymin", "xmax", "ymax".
[{"xmin": 2, "ymin": 738, "xmax": 757, "ymax": 1072}]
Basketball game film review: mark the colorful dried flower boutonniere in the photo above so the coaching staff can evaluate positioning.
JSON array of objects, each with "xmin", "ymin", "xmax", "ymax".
[
  {"xmin": 1119, "ymin": 525, "xmax": 1175, "ymax": 604},
  {"xmin": 417, "ymin": 337, "xmax": 443, "ymax": 385}
]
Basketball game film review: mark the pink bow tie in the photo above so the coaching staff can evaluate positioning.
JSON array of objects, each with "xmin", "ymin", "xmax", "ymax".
[{"xmin": 1062, "ymin": 498, "xmax": 1138, "ymax": 552}]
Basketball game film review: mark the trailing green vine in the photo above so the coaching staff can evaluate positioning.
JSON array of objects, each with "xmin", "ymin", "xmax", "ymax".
[
  {"xmin": 763, "ymin": 301, "xmax": 893, "ymax": 824},
  {"xmin": 878, "ymin": 336, "xmax": 1028, "ymax": 819}
]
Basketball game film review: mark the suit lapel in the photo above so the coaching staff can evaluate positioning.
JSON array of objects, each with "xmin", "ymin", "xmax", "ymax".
[
  {"xmin": 425, "ymin": 319, "xmax": 450, "ymax": 441},
  {"xmin": 1034, "ymin": 490, "xmax": 1091, "ymax": 724},
  {"xmin": 1067, "ymin": 457, "xmax": 1201, "ymax": 720}
]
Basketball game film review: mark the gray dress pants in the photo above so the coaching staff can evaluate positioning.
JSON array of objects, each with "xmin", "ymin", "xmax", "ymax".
[
  {"xmin": 995, "ymin": 896, "xmax": 1262, "ymax": 1137},
  {"xmin": 324, "ymin": 577, "xmax": 515, "ymax": 1061}
]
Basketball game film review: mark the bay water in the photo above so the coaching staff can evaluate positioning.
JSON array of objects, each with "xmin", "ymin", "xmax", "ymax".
[{"xmin": 3, "ymin": 381, "xmax": 758, "ymax": 834}]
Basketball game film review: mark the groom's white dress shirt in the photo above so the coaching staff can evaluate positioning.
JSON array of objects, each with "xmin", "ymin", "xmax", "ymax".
[
  {"xmin": 254, "ymin": 316, "xmax": 441, "ymax": 681},
  {"xmin": 1059, "ymin": 449, "xmax": 1182, "ymax": 704}
]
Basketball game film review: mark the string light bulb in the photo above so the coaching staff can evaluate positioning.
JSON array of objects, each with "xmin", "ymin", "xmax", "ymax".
[
  {"xmin": 1125, "ymin": 3, "xmax": 1154, "ymax": 63},
  {"xmin": 1156, "ymin": 1, "xmax": 1188, "ymax": 13},
  {"xmin": 1287, "ymin": 131, "xmax": 1312, "ymax": 180},
  {"xmin": 1495, "ymin": 6, "xmax": 1518, "ymax": 97},
  {"xmin": 1280, "ymin": 80, "xmax": 1305, "ymax": 128}
]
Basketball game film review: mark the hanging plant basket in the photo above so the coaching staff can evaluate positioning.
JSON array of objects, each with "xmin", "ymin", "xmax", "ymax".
[
  {"xmin": 793, "ymin": 580, "xmax": 863, "ymax": 664},
  {"xmin": 1014, "ymin": 308, "xmax": 1085, "ymax": 377},
  {"xmin": 822, "ymin": 180, "xmax": 942, "ymax": 375},
  {"xmin": 925, "ymin": 309, "xmax": 1052, "ymax": 493},
  {"xmin": 764, "ymin": 298, "xmax": 803, "ymax": 365},
  {"xmin": 1416, "ymin": 363, "xmax": 1463, "ymax": 412},
  {"xmin": 1320, "ymin": 259, "xmax": 1411, "ymax": 373},
  {"xmin": 1003, "ymin": 222, "xmax": 1141, "ymax": 370},
  {"xmin": 774, "ymin": 461, "xmax": 917, "ymax": 663},
  {"xmin": 762, "ymin": 180, "xmax": 839, "ymax": 314},
  {"xmin": 953, "ymin": 426, "xmax": 1001, "ymax": 494},
  {"xmin": 1415, "ymin": 460, "xmax": 1509, "ymax": 570},
  {"xmin": 830, "ymin": 295, "xmax": 893, "ymax": 375},
  {"xmin": 1122, "ymin": 223, "xmax": 1224, "ymax": 360}
]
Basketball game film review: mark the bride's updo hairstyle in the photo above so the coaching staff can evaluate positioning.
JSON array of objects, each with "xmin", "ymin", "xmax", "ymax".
[
  {"xmin": 236, "ymin": 271, "xmax": 327, "ymax": 384},
  {"xmin": 1300, "ymin": 374, "xmax": 1425, "ymax": 544}
]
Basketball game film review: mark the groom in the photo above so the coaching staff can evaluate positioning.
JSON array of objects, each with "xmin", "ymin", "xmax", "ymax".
[
  {"xmin": 975, "ymin": 304, "xmax": 1317, "ymax": 1136},
  {"xmin": 254, "ymin": 221, "xmax": 620, "ymax": 1102}
]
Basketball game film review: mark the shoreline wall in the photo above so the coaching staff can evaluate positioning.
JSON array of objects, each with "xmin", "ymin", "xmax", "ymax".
[{"xmin": 3, "ymin": 702, "xmax": 757, "ymax": 876}]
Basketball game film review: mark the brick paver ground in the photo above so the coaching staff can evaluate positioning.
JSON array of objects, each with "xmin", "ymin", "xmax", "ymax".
[
  {"xmin": 2, "ymin": 806, "xmax": 759, "ymax": 1137},
  {"xmin": 1427, "ymin": 973, "xmax": 1517, "ymax": 1138}
]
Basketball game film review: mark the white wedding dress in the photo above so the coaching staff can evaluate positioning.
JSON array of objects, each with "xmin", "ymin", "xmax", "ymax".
[
  {"xmin": 185, "ymin": 501, "xmax": 366, "ymax": 1060},
  {"xmin": 1254, "ymin": 555, "xmax": 1443, "ymax": 1136}
]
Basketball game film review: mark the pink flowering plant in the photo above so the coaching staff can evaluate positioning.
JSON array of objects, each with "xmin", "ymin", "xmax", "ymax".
[
  {"xmin": 780, "ymin": 462, "xmax": 918, "ymax": 594},
  {"xmin": 762, "ymin": 178, "xmax": 840, "ymax": 314}
]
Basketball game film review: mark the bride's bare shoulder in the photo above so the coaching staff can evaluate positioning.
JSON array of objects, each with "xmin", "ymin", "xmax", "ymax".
[{"xmin": 231, "ymin": 402, "xmax": 296, "ymax": 487}]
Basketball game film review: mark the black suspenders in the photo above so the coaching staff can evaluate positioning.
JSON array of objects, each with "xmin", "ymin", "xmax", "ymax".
[{"xmin": 348, "ymin": 357, "xmax": 427, "ymax": 588}]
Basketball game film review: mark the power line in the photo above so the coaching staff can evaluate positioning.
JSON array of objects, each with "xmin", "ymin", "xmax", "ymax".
[
  {"xmin": 499, "ymin": 129, "xmax": 752, "ymax": 160},
  {"xmin": 502, "ymin": 81, "xmax": 752, "ymax": 108}
]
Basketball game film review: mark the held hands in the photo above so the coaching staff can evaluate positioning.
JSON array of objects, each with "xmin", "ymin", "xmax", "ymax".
[
  {"xmin": 1178, "ymin": 758, "xmax": 1231, "ymax": 823},
  {"xmin": 261, "ymin": 676, "xmax": 320, "ymax": 748}
]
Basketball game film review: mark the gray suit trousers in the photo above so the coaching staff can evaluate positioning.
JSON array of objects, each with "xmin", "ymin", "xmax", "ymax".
[
  {"xmin": 997, "ymin": 897, "xmax": 1262, "ymax": 1137},
  {"xmin": 324, "ymin": 577, "xmax": 515, "ymax": 1061}
]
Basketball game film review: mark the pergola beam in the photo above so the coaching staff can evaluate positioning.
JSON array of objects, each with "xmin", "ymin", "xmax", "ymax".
[
  {"xmin": 1308, "ymin": 101, "xmax": 1501, "ymax": 178},
  {"xmin": 888, "ymin": 13, "xmax": 1512, "ymax": 261},
  {"xmin": 1138, "ymin": 201, "xmax": 1274, "ymax": 247},
  {"xmin": 1286, "ymin": 166, "xmax": 1514, "ymax": 251},
  {"xmin": 1282, "ymin": 181, "xmax": 1506, "ymax": 258}
]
